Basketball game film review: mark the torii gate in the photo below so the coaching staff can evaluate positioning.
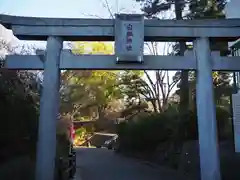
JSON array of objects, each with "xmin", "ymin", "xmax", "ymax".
[{"xmin": 1, "ymin": 14, "xmax": 240, "ymax": 180}]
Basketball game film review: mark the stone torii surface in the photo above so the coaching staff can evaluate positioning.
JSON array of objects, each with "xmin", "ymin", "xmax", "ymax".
[
  {"xmin": 1, "ymin": 13, "xmax": 240, "ymax": 41},
  {"xmin": 2, "ymin": 14, "xmax": 240, "ymax": 180}
]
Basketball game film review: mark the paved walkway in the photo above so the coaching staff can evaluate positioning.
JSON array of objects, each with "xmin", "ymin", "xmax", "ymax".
[{"xmin": 75, "ymin": 147, "xmax": 191, "ymax": 180}]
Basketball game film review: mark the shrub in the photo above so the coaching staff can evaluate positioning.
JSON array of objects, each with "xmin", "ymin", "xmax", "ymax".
[
  {"xmin": 117, "ymin": 112, "xmax": 178, "ymax": 153},
  {"xmin": 0, "ymin": 71, "xmax": 39, "ymax": 163},
  {"xmin": 183, "ymin": 106, "xmax": 231, "ymax": 140},
  {"xmin": 0, "ymin": 156, "xmax": 35, "ymax": 180},
  {"xmin": 75, "ymin": 127, "xmax": 87, "ymax": 139},
  {"xmin": 0, "ymin": 70, "xmax": 74, "ymax": 179},
  {"xmin": 117, "ymin": 105, "xmax": 230, "ymax": 154},
  {"xmin": 0, "ymin": 71, "xmax": 39, "ymax": 179}
]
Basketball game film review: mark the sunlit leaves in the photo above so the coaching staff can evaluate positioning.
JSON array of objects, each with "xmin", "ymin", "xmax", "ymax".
[
  {"xmin": 61, "ymin": 41, "xmax": 121, "ymax": 119},
  {"xmin": 71, "ymin": 42, "xmax": 114, "ymax": 55}
]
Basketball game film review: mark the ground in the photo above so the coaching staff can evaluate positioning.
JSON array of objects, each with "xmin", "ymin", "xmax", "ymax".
[{"xmin": 75, "ymin": 147, "xmax": 192, "ymax": 180}]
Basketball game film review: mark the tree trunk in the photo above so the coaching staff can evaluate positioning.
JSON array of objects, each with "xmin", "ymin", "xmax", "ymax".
[
  {"xmin": 175, "ymin": 0, "xmax": 189, "ymax": 113},
  {"xmin": 174, "ymin": 0, "xmax": 189, "ymax": 153},
  {"xmin": 98, "ymin": 106, "xmax": 105, "ymax": 120}
]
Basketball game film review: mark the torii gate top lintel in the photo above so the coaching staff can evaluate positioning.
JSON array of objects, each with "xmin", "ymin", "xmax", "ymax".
[{"xmin": 1, "ymin": 14, "xmax": 240, "ymax": 41}]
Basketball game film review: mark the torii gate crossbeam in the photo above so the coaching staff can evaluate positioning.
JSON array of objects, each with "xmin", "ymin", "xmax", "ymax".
[
  {"xmin": 5, "ymin": 51, "xmax": 240, "ymax": 70},
  {"xmin": 1, "ymin": 14, "xmax": 240, "ymax": 180}
]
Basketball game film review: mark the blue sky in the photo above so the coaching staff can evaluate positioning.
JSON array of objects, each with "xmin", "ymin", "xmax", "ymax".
[
  {"xmin": 0, "ymin": 0, "xmax": 176, "ymax": 92},
  {"xmin": 0, "ymin": 0, "xmax": 141, "ymax": 18},
  {"xmin": 0, "ymin": 0, "xmax": 141, "ymax": 48}
]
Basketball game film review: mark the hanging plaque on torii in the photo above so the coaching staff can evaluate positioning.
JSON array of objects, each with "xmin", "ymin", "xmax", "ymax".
[{"xmin": 115, "ymin": 14, "xmax": 144, "ymax": 63}]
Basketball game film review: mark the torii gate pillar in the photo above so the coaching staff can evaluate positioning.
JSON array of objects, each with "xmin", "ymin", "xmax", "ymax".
[
  {"xmin": 35, "ymin": 36, "xmax": 63, "ymax": 180},
  {"xmin": 195, "ymin": 38, "xmax": 221, "ymax": 180}
]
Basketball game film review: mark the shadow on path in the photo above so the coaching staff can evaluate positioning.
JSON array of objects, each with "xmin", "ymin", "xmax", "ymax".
[{"xmin": 75, "ymin": 147, "xmax": 192, "ymax": 180}]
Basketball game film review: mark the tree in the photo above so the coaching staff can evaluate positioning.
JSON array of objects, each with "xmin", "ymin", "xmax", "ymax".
[
  {"xmin": 136, "ymin": 0, "xmax": 231, "ymax": 154},
  {"xmin": 188, "ymin": 0, "xmax": 229, "ymax": 54},
  {"xmin": 0, "ymin": 40, "xmax": 40, "ymax": 163},
  {"xmin": 119, "ymin": 43, "xmax": 180, "ymax": 113},
  {"xmin": 71, "ymin": 41, "xmax": 114, "ymax": 55},
  {"xmin": 173, "ymin": 70, "xmax": 232, "ymax": 109},
  {"xmin": 61, "ymin": 42, "xmax": 122, "ymax": 120},
  {"xmin": 187, "ymin": 0, "xmax": 227, "ymax": 19},
  {"xmin": 137, "ymin": 0, "xmax": 189, "ymax": 113},
  {"xmin": 173, "ymin": 0, "xmax": 230, "ymax": 107},
  {"xmin": 137, "ymin": 0, "xmax": 230, "ymax": 103}
]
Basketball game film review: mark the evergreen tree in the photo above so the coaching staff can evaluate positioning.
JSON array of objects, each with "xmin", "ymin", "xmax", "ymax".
[
  {"xmin": 137, "ymin": 0, "xmax": 231, "ymax": 107},
  {"xmin": 188, "ymin": 0, "xmax": 227, "ymax": 19}
]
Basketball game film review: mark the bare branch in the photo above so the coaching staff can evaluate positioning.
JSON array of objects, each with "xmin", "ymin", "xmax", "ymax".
[
  {"xmin": 144, "ymin": 70, "xmax": 156, "ymax": 92},
  {"xmin": 166, "ymin": 75, "xmax": 181, "ymax": 100},
  {"xmin": 79, "ymin": 12, "xmax": 104, "ymax": 19},
  {"xmin": 139, "ymin": 79, "xmax": 155, "ymax": 99},
  {"xmin": 144, "ymin": 42, "xmax": 154, "ymax": 55},
  {"xmin": 101, "ymin": 0, "xmax": 114, "ymax": 18}
]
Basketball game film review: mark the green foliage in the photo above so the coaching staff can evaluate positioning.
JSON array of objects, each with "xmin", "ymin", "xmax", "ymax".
[
  {"xmin": 139, "ymin": 0, "xmax": 179, "ymax": 18},
  {"xmin": 188, "ymin": 0, "xmax": 229, "ymax": 54},
  {"xmin": 138, "ymin": 0, "xmax": 227, "ymax": 19},
  {"xmin": 119, "ymin": 70, "xmax": 146, "ymax": 106},
  {"xmin": 85, "ymin": 125, "xmax": 95, "ymax": 133},
  {"xmin": 173, "ymin": 70, "xmax": 232, "ymax": 108},
  {"xmin": 117, "ymin": 105, "xmax": 231, "ymax": 153},
  {"xmin": 75, "ymin": 127, "xmax": 87, "ymax": 138},
  {"xmin": 117, "ymin": 110, "xmax": 178, "ymax": 153},
  {"xmin": 0, "ymin": 70, "xmax": 39, "ymax": 162},
  {"xmin": 0, "ymin": 70, "xmax": 40, "ymax": 179},
  {"xmin": 61, "ymin": 42, "xmax": 123, "ymax": 119},
  {"xmin": 120, "ymin": 103, "xmax": 149, "ymax": 118},
  {"xmin": 61, "ymin": 72, "xmax": 122, "ymax": 119},
  {"xmin": 188, "ymin": 0, "xmax": 227, "ymax": 19},
  {"xmin": 61, "ymin": 70, "xmax": 122, "ymax": 119},
  {"xmin": 72, "ymin": 41, "xmax": 114, "ymax": 55}
]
